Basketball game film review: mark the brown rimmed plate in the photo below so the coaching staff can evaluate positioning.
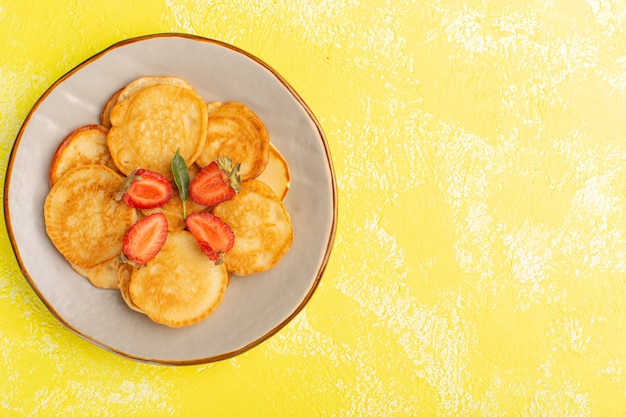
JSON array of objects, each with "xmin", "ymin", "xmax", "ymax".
[{"xmin": 4, "ymin": 33, "xmax": 337, "ymax": 365}]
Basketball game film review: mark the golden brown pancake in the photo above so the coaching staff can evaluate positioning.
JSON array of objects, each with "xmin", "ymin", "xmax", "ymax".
[
  {"xmin": 256, "ymin": 143, "xmax": 291, "ymax": 201},
  {"xmin": 100, "ymin": 88, "xmax": 122, "ymax": 128},
  {"xmin": 213, "ymin": 180, "xmax": 293, "ymax": 275},
  {"xmin": 70, "ymin": 259, "xmax": 119, "ymax": 289},
  {"xmin": 206, "ymin": 101, "xmax": 223, "ymax": 114},
  {"xmin": 44, "ymin": 165, "xmax": 137, "ymax": 269},
  {"xmin": 129, "ymin": 230, "xmax": 229, "ymax": 327},
  {"xmin": 117, "ymin": 262, "xmax": 145, "ymax": 314},
  {"xmin": 195, "ymin": 102, "xmax": 269, "ymax": 181},
  {"xmin": 48, "ymin": 124, "xmax": 118, "ymax": 187},
  {"xmin": 115, "ymin": 75, "xmax": 195, "ymax": 103},
  {"xmin": 107, "ymin": 82, "xmax": 208, "ymax": 179}
]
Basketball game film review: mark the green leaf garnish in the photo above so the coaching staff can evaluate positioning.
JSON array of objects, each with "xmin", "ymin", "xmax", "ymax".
[
  {"xmin": 171, "ymin": 149, "xmax": 190, "ymax": 220},
  {"xmin": 217, "ymin": 156, "xmax": 242, "ymax": 194}
]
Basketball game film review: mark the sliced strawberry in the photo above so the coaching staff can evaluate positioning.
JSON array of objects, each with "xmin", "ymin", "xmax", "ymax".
[
  {"xmin": 121, "ymin": 213, "xmax": 168, "ymax": 267},
  {"xmin": 117, "ymin": 168, "xmax": 173, "ymax": 209},
  {"xmin": 189, "ymin": 157, "xmax": 241, "ymax": 207},
  {"xmin": 186, "ymin": 212, "xmax": 234, "ymax": 264}
]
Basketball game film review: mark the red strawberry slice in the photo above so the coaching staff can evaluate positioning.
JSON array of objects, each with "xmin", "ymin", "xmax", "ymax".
[
  {"xmin": 189, "ymin": 157, "xmax": 241, "ymax": 207},
  {"xmin": 117, "ymin": 169, "xmax": 173, "ymax": 209},
  {"xmin": 121, "ymin": 213, "xmax": 168, "ymax": 267},
  {"xmin": 186, "ymin": 212, "xmax": 234, "ymax": 264}
]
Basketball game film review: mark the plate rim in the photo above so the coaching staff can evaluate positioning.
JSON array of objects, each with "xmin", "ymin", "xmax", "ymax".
[{"xmin": 3, "ymin": 32, "xmax": 338, "ymax": 365}]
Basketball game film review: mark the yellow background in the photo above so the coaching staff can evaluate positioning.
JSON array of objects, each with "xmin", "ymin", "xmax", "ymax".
[{"xmin": 2, "ymin": 0, "xmax": 626, "ymax": 415}]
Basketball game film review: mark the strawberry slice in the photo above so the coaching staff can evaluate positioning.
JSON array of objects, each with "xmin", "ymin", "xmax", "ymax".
[
  {"xmin": 186, "ymin": 212, "xmax": 234, "ymax": 264},
  {"xmin": 121, "ymin": 213, "xmax": 168, "ymax": 267},
  {"xmin": 189, "ymin": 157, "xmax": 241, "ymax": 207},
  {"xmin": 117, "ymin": 168, "xmax": 173, "ymax": 209}
]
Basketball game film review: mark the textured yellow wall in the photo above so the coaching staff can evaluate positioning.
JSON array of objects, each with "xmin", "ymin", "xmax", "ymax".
[{"xmin": 2, "ymin": 0, "xmax": 626, "ymax": 415}]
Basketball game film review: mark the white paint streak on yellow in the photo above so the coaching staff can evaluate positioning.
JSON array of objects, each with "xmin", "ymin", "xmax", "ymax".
[
  {"xmin": 268, "ymin": 311, "xmax": 419, "ymax": 415},
  {"xmin": 523, "ymin": 382, "xmax": 591, "ymax": 417},
  {"xmin": 503, "ymin": 223, "xmax": 554, "ymax": 310}
]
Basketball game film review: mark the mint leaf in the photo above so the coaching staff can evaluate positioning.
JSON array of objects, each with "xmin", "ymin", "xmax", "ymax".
[{"xmin": 171, "ymin": 149, "xmax": 190, "ymax": 220}]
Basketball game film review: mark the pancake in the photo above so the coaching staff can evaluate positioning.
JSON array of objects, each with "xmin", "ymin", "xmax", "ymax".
[
  {"xmin": 70, "ymin": 259, "xmax": 119, "ymax": 289},
  {"xmin": 115, "ymin": 75, "xmax": 195, "ymax": 103},
  {"xmin": 100, "ymin": 88, "xmax": 122, "ymax": 128},
  {"xmin": 48, "ymin": 124, "xmax": 118, "ymax": 187},
  {"xmin": 195, "ymin": 102, "xmax": 269, "ymax": 181},
  {"xmin": 213, "ymin": 180, "xmax": 293, "ymax": 275},
  {"xmin": 107, "ymin": 82, "xmax": 208, "ymax": 179},
  {"xmin": 117, "ymin": 262, "xmax": 144, "ymax": 314},
  {"xmin": 256, "ymin": 143, "xmax": 291, "ymax": 201},
  {"xmin": 206, "ymin": 101, "xmax": 223, "ymax": 115},
  {"xmin": 44, "ymin": 165, "xmax": 137, "ymax": 269},
  {"xmin": 129, "ymin": 230, "xmax": 229, "ymax": 327}
]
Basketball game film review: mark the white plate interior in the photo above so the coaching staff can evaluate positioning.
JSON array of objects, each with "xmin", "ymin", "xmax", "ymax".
[{"xmin": 5, "ymin": 34, "xmax": 336, "ymax": 364}]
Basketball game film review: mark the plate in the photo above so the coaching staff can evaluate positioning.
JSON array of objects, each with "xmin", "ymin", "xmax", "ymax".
[{"xmin": 4, "ymin": 33, "xmax": 337, "ymax": 364}]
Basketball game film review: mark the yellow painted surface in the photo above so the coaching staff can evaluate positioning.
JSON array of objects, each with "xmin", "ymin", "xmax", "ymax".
[{"xmin": 2, "ymin": 0, "xmax": 626, "ymax": 415}]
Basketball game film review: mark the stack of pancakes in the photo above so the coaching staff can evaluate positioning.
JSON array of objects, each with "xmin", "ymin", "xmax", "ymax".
[{"xmin": 44, "ymin": 76, "xmax": 293, "ymax": 328}]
